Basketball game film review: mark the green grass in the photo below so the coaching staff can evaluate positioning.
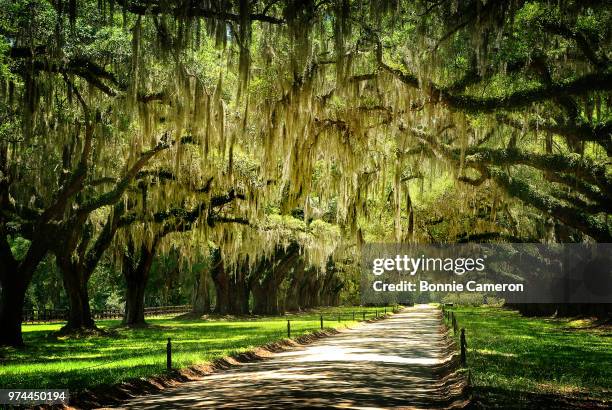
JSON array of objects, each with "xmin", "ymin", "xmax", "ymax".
[
  {"xmin": 446, "ymin": 306, "xmax": 612, "ymax": 403},
  {"xmin": 0, "ymin": 306, "xmax": 387, "ymax": 390}
]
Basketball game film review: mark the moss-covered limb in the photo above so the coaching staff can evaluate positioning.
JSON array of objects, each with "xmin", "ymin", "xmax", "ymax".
[
  {"xmin": 443, "ymin": 55, "xmax": 532, "ymax": 95},
  {"xmin": 83, "ymin": 202, "xmax": 126, "ymax": 277},
  {"xmin": 541, "ymin": 21, "xmax": 609, "ymax": 69},
  {"xmin": 459, "ymin": 147, "xmax": 611, "ymax": 197},
  {"xmin": 438, "ymin": 72, "xmax": 612, "ymax": 114},
  {"xmin": 462, "ymin": 145, "xmax": 612, "ymax": 205},
  {"xmin": 147, "ymin": 188, "xmax": 245, "ymax": 230},
  {"xmin": 118, "ymin": 0, "xmax": 284, "ymax": 24},
  {"xmin": 378, "ymin": 60, "xmax": 419, "ymax": 88},
  {"xmin": 497, "ymin": 114, "xmax": 612, "ymax": 156},
  {"xmin": 380, "ymin": 41, "xmax": 612, "ymax": 114},
  {"xmin": 12, "ymin": 49, "xmax": 173, "ymax": 103},
  {"xmin": 455, "ymin": 232, "xmax": 531, "ymax": 243},
  {"xmin": 12, "ymin": 57, "xmax": 120, "ymax": 97},
  {"xmin": 551, "ymin": 189, "xmax": 611, "ymax": 215},
  {"xmin": 40, "ymin": 126, "xmax": 95, "ymax": 226},
  {"xmin": 412, "ymin": 126, "xmax": 608, "ymax": 191},
  {"xmin": 207, "ymin": 215, "xmax": 250, "ymax": 226},
  {"xmin": 544, "ymin": 172, "xmax": 608, "ymax": 206},
  {"xmin": 457, "ymin": 172, "xmax": 489, "ymax": 186},
  {"xmin": 210, "ymin": 188, "xmax": 246, "ymax": 208},
  {"xmin": 489, "ymin": 167, "xmax": 611, "ymax": 242},
  {"xmin": 76, "ymin": 136, "xmax": 196, "ymax": 216},
  {"xmin": 413, "ymin": 128, "xmax": 611, "ymax": 240},
  {"xmin": 400, "ymin": 172, "xmax": 424, "ymax": 183},
  {"xmin": 76, "ymin": 147, "xmax": 164, "ymax": 216}
]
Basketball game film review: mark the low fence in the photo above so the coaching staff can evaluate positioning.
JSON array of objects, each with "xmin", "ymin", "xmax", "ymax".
[
  {"xmin": 22, "ymin": 305, "xmax": 192, "ymax": 324},
  {"xmin": 63, "ymin": 305, "xmax": 402, "ymax": 373},
  {"xmin": 165, "ymin": 305, "xmax": 402, "ymax": 370},
  {"xmin": 441, "ymin": 304, "xmax": 468, "ymax": 366}
]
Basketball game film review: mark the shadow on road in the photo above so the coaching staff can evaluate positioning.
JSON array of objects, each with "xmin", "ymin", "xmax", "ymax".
[{"xmin": 102, "ymin": 306, "xmax": 469, "ymax": 409}]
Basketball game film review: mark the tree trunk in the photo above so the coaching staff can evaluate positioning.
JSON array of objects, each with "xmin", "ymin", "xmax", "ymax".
[
  {"xmin": 0, "ymin": 274, "xmax": 28, "ymax": 346},
  {"xmin": 301, "ymin": 274, "xmax": 322, "ymax": 309},
  {"xmin": 124, "ymin": 277, "xmax": 147, "ymax": 325},
  {"xmin": 228, "ymin": 271, "xmax": 250, "ymax": 315},
  {"xmin": 318, "ymin": 262, "xmax": 343, "ymax": 307},
  {"xmin": 252, "ymin": 277, "xmax": 283, "ymax": 315},
  {"xmin": 215, "ymin": 273, "xmax": 247, "ymax": 314},
  {"xmin": 192, "ymin": 268, "xmax": 211, "ymax": 315},
  {"xmin": 251, "ymin": 267, "xmax": 281, "ymax": 316},
  {"xmin": 59, "ymin": 260, "xmax": 95, "ymax": 330},
  {"xmin": 122, "ymin": 241, "xmax": 157, "ymax": 326},
  {"xmin": 251, "ymin": 243, "xmax": 300, "ymax": 315},
  {"xmin": 211, "ymin": 251, "xmax": 251, "ymax": 315},
  {"xmin": 285, "ymin": 261, "xmax": 307, "ymax": 311},
  {"xmin": 211, "ymin": 249, "xmax": 230, "ymax": 314},
  {"xmin": 0, "ymin": 230, "xmax": 52, "ymax": 346}
]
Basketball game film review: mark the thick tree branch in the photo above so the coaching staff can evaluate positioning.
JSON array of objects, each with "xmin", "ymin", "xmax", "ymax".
[
  {"xmin": 76, "ymin": 136, "xmax": 193, "ymax": 216},
  {"xmin": 489, "ymin": 168, "xmax": 611, "ymax": 242},
  {"xmin": 497, "ymin": 114, "xmax": 612, "ymax": 156},
  {"xmin": 377, "ymin": 36, "xmax": 612, "ymax": 114},
  {"xmin": 459, "ymin": 147, "xmax": 611, "ymax": 196},
  {"xmin": 542, "ymin": 21, "xmax": 608, "ymax": 69},
  {"xmin": 411, "ymin": 127, "xmax": 612, "ymax": 241}
]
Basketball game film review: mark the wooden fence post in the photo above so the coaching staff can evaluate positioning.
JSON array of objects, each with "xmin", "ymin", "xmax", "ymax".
[
  {"xmin": 166, "ymin": 338, "xmax": 172, "ymax": 370},
  {"xmin": 287, "ymin": 320, "xmax": 291, "ymax": 338},
  {"xmin": 320, "ymin": 315, "xmax": 323, "ymax": 329}
]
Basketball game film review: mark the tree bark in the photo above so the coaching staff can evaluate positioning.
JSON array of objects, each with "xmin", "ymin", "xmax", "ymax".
[
  {"xmin": 124, "ymin": 277, "xmax": 147, "ymax": 325},
  {"xmin": 210, "ymin": 248, "xmax": 250, "ymax": 315},
  {"xmin": 0, "ymin": 274, "xmax": 28, "ymax": 346},
  {"xmin": 251, "ymin": 243, "xmax": 300, "ymax": 315},
  {"xmin": 192, "ymin": 268, "xmax": 211, "ymax": 315},
  {"xmin": 60, "ymin": 263, "xmax": 95, "ymax": 330},
  {"xmin": 284, "ymin": 260, "xmax": 307, "ymax": 311},
  {"xmin": 211, "ymin": 249, "xmax": 231, "ymax": 314},
  {"xmin": 228, "ymin": 270, "xmax": 250, "ymax": 315},
  {"xmin": 251, "ymin": 280, "xmax": 270, "ymax": 315},
  {"xmin": 122, "ymin": 241, "xmax": 157, "ymax": 326}
]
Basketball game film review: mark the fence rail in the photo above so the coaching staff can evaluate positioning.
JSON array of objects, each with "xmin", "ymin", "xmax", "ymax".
[
  {"xmin": 442, "ymin": 305, "xmax": 467, "ymax": 366},
  {"xmin": 165, "ymin": 305, "xmax": 402, "ymax": 370},
  {"xmin": 22, "ymin": 305, "xmax": 400, "ymax": 373},
  {"xmin": 22, "ymin": 305, "xmax": 192, "ymax": 324},
  {"xmin": 22, "ymin": 304, "xmax": 397, "ymax": 325}
]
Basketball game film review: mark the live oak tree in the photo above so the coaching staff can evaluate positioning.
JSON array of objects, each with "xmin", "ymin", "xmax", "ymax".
[{"xmin": 1, "ymin": 0, "xmax": 610, "ymax": 346}]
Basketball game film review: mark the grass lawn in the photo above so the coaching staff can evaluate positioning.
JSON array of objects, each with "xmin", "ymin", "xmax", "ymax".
[
  {"xmin": 447, "ymin": 306, "xmax": 612, "ymax": 406},
  {"xmin": 0, "ymin": 306, "xmax": 387, "ymax": 391}
]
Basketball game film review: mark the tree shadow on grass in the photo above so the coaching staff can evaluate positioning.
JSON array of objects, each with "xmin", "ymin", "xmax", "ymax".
[
  {"xmin": 452, "ymin": 307, "xmax": 612, "ymax": 408},
  {"xmin": 468, "ymin": 386, "xmax": 611, "ymax": 409}
]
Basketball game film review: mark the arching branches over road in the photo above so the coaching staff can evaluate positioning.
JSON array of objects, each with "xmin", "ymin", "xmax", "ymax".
[
  {"xmin": 1, "ymin": 0, "xmax": 611, "ymax": 346},
  {"xmin": 410, "ymin": 128, "xmax": 611, "ymax": 242}
]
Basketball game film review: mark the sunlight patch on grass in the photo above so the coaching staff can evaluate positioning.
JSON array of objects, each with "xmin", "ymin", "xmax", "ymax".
[
  {"xmin": 474, "ymin": 349, "xmax": 517, "ymax": 358},
  {"xmin": 564, "ymin": 318, "xmax": 596, "ymax": 328},
  {"xmin": 447, "ymin": 306, "xmax": 612, "ymax": 401}
]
